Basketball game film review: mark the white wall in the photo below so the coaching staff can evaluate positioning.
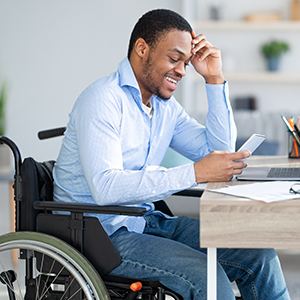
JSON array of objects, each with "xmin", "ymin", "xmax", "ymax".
[{"xmin": 0, "ymin": 0, "xmax": 181, "ymax": 161}]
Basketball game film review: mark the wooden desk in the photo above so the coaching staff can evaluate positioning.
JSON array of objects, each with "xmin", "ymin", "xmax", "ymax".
[{"xmin": 200, "ymin": 156, "xmax": 300, "ymax": 299}]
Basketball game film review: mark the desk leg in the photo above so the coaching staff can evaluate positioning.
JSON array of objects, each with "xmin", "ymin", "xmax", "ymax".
[{"xmin": 207, "ymin": 247, "xmax": 217, "ymax": 300}]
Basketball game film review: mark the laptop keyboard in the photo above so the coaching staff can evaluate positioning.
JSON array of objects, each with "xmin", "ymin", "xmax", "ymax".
[{"xmin": 268, "ymin": 168, "xmax": 300, "ymax": 178}]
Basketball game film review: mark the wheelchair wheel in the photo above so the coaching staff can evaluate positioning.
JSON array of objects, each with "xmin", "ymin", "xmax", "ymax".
[{"xmin": 0, "ymin": 231, "xmax": 110, "ymax": 300}]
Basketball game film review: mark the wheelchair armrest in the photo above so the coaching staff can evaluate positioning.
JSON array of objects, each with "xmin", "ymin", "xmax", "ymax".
[{"xmin": 33, "ymin": 201, "xmax": 147, "ymax": 216}]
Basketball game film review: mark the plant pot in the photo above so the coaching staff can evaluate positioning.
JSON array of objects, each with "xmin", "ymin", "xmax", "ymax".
[
  {"xmin": 0, "ymin": 144, "xmax": 11, "ymax": 169},
  {"xmin": 265, "ymin": 54, "xmax": 281, "ymax": 71}
]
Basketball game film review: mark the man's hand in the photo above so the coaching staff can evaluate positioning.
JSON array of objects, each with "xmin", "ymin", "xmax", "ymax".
[
  {"xmin": 193, "ymin": 150, "xmax": 251, "ymax": 183},
  {"xmin": 190, "ymin": 30, "xmax": 224, "ymax": 84}
]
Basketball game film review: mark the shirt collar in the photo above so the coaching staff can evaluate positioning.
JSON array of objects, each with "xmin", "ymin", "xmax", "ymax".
[
  {"xmin": 118, "ymin": 57, "xmax": 140, "ymax": 92},
  {"xmin": 118, "ymin": 57, "xmax": 169, "ymax": 107}
]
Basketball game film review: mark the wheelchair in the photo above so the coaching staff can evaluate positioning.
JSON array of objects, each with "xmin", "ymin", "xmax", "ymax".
[
  {"xmin": 0, "ymin": 129, "xmax": 243, "ymax": 300},
  {"xmin": 0, "ymin": 128, "xmax": 206, "ymax": 300}
]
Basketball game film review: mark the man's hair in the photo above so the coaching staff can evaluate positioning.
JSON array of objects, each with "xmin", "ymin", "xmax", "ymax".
[{"xmin": 127, "ymin": 9, "xmax": 192, "ymax": 58}]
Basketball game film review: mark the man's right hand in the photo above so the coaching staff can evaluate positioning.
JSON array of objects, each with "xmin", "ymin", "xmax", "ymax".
[{"xmin": 193, "ymin": 150, "xmax": 251, "ymax": 183}]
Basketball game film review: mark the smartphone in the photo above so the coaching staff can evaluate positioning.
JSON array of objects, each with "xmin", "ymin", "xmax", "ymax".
[{"xmin": 237, "ymin": 133, "xmax": 265, "ymax": 160}]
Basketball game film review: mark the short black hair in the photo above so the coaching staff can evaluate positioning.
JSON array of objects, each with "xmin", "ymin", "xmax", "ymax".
[{"xmin": 127, "ymin": 9, "xmax": 193, "ymax": 58}]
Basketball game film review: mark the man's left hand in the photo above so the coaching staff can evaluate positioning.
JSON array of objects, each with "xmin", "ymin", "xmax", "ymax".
[{"xmin": 190, "ymin": 30, "xmax": 224, "ymax": 85}]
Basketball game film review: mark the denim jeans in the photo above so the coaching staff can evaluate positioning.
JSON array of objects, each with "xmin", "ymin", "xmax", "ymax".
[{"xmin": 109, "ymin": 213, "xmax": 290, "ymax": 300}]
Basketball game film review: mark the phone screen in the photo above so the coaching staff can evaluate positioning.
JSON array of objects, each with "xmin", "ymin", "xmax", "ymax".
[{"xmin": 237, "ymin": 134, "xmax": 265, "ymax": 160}]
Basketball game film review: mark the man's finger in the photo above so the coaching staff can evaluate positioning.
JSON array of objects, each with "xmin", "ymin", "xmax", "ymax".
[
  {"xmin": 233, "ymin": 160, "xmax": 248, "ymax": 170},
  {"xmin": 231, "ymin": 150, "xmax": 251, "ymax": 160},
  {"xmin": 192, "ymin": 33, "xmax": 206, "ymax": 44}
]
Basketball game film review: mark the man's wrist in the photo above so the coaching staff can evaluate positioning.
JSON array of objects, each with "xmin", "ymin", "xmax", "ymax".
[{"xmin": 204, "ymin": 73, "xmax": 225, "ymax": 85}]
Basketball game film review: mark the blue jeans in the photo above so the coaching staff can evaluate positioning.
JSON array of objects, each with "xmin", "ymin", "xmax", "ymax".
[{"xmin": 109, "ymin": 213, "xmax": 290, "ymax": 300}]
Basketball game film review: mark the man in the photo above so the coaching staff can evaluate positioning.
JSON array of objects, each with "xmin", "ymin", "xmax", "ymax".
[{"xmin": 53, "ymin": 9, "xmax": 290, "ymax": 300}]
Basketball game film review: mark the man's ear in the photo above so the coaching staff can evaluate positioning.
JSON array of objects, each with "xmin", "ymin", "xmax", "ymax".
[{"xmin": 134, "ymin": 38, "xmax": 149, "ymax": 59}]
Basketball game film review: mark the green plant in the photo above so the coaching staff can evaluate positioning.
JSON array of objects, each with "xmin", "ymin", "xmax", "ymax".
[
  {"xmin": 0, "ymin": 81, "xmax": 7, "ymax": 136},
  {"xmin": 262, "ymin": 40, "xmax": 289, "ymax": 56}
]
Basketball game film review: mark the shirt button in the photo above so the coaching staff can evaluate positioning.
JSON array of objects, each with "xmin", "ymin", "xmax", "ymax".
[
  {"xmin": 152, "ymin": 190, "xmax": 156, "ymax": 194},
  {"xmin": 176, "ymin": 184, "xmax": 180, "ymax": 188},
  {"xmin": 187, "ymin": 181, "xmax": 191, "ymax": 185}
]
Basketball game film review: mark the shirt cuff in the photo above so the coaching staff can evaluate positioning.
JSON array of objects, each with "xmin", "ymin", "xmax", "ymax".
[
  {"xmin": 167, "ymin": 163, "xmax": 197, "ymax": 193},
  {"xmin": 205, "ymin": 80, "xmax": 230, "ymax": 111}
]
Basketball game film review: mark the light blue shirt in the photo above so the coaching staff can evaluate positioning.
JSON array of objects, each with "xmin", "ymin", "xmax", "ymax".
[{"xmin": 53, "ymin": 58, "xmax": 236, "ymax": 236}]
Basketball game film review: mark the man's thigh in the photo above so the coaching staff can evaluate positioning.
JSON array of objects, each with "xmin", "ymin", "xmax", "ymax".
[
  {"xmin": 143, "ymin": 214, "xmax": 202, "ymax": 251},
  {"xmin": 110, "ymin": 225, "xmax": 204, "ymax": 276}
]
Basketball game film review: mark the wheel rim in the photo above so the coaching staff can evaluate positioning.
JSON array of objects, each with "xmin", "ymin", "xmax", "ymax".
[{"xmin": 0, "ymin": 232, "xmax": 110, "ymax": 300}]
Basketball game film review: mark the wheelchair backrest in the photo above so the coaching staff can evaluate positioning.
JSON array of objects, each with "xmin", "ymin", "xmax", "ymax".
[{"xmin": 19, "ymin": 157, "xmax": 55, "ymax": 232}]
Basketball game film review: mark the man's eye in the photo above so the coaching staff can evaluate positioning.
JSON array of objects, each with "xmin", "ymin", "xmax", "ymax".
[{"xmin": 169, "ymin": 57, "xmax": 179, "ymax": 63}]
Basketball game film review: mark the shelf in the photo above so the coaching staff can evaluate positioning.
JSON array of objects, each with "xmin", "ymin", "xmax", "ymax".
[
  {"xmin": 194, "ymin": 20, "xmax": 300, "ymax": 30},
  {"xmin": 193, "ymin": 72, "xmax": 300, "ymax": 83}
]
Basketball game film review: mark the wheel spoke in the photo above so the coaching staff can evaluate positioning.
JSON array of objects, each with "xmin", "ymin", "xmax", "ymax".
[
  {"xmin": 35, "ymin": 253, "xmax": 44, "ymax": 300},
  {"xmin": 38, "ymin": 260, "xmax": 66, "ymax": 300},
  {"xmin": 38, "ymin": 254, "xmax": 56, "ymax": 300}
]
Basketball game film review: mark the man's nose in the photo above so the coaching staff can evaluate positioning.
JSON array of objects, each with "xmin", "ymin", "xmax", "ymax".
[{"xmin": 174, "ymin": 62, "xmax": 186, "ymax": 77}]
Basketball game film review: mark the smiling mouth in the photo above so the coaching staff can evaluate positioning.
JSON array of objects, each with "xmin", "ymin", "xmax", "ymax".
[{"xmin": 165, "ymin": 76, "xmax": 178, "ymax": 85}]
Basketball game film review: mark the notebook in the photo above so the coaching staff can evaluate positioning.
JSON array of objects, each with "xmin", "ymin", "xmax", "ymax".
[{"xmin": 236, "ymin": 167, "xmax": 300, "ymax": 181}]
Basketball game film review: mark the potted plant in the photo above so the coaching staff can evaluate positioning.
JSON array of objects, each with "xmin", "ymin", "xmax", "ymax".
[{"xmin": 261, "ymin": 40, "xmax": 289, "ymax": 71}]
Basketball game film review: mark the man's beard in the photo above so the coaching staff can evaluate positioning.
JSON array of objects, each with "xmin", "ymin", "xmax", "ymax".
[{"xmin": 142, "ymin": 56, "xmax": 171, "ymax": 101}]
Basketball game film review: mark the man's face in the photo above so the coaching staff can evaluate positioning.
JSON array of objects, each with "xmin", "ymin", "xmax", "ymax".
[{"xmin": 140, "ymin": 29, "xmax": 193, "ymax": 101}]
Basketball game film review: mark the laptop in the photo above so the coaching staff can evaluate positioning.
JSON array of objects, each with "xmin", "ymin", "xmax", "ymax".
[{"xmin": 236, "ymin": 167, "xmax": 300, "ymax": 181}]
